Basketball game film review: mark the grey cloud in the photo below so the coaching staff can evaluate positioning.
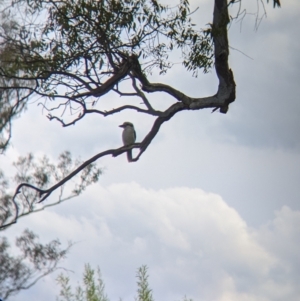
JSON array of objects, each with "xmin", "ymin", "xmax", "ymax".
[{"xmin": 4, "ymin": 184, "xmax": 300, "ymax": 301}]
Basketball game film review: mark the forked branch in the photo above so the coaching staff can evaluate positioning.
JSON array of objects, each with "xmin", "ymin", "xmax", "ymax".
[{"xmin": 2, "ymin": 0, "xmax": 236, "ymax": 216}]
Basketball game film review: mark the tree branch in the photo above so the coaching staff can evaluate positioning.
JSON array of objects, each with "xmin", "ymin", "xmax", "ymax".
[{"xmin": 1, "ymin": 0, "xmax": 236, "ymax": 212}]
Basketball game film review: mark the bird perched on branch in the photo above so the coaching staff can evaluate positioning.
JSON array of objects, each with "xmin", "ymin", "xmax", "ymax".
[{"xmin": 119, "ymin": 122, "xmax": 136, "ymax": 162}]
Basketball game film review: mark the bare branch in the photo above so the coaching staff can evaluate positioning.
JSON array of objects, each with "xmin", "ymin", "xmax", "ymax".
[{"xmin": 0, "ymin": 152, "xmax": 101, "ymax": 230}]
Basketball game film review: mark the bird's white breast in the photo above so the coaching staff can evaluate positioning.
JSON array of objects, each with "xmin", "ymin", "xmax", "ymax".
[{"xmin": 122, "ymin": 125, "xmax": 136, "ymax": 145}]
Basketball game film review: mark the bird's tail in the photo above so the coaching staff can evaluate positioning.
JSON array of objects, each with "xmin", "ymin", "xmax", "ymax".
[{"xmin": 127, "ymin": 150, "xmax": 133, "ymax": 162}]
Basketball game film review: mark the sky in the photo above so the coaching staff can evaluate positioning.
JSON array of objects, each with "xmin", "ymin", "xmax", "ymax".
[{"xmin": 1, "ymin": 1, "xmax": 300, "ymax": 301}]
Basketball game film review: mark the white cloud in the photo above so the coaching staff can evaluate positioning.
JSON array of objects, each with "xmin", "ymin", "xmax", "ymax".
[{"xmin": 5, "ymin": 183, "xmax": 300, "ymax": 301}]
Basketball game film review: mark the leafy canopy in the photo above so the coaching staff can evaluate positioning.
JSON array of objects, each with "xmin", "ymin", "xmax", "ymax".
[
  {"xmin": 56, "ymin": 264, "xmax": 155, "ymax": 301},
  {"xmin": 0, "ymin": 229, "xmax": 71, "ymax": 300},
  {"xmin": 1, "ymin": 0, "xmax": 212, "ymax": 85}
]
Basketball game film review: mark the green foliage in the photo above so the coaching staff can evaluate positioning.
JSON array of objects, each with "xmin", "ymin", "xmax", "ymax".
[
  {"xmin": 0, "ymin": 75, "xmax": 31, "ymax": 153},
  {"xmin": 56, "ymin": 264, "xmax": 109, "ymax": 301},
  {"xmin": 0, "ymin": 8, "xmax": 33, "ymax": 152},
  {"xmin": 136, "ymin": 266, "xmax": 154, "ymax": 301},
  {"xmin": 1, "ymin": 0, "xmax": 213, "ymax": 87},
  {"xmin": 56, "ymin": 264, "xmax": 191, "ymax": 301},
  {"xmin": 0, "ymin": 0, "xmax": 216, "ymax": 135},
  {"xmin": 0, "ymin": 151, "xmax": 102, "ymax": 229},
  {"xmin": 182, "ymin": 26, "xmax": 213, "ymax": 77},
  {"xmin": 0, "ymin": 229, "xmax": 71, "ymax": 300}
]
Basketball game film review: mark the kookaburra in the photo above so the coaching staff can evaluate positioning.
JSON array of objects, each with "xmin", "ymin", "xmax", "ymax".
[{"xmin": 119, "ymin": 122, "xmax": 136, "ymax": 162}]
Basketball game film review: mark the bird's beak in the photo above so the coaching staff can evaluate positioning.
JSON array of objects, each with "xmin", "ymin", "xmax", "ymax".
[{"xmin": 119, "ymin": 124, "xmax": 124, "ymax": 128}]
